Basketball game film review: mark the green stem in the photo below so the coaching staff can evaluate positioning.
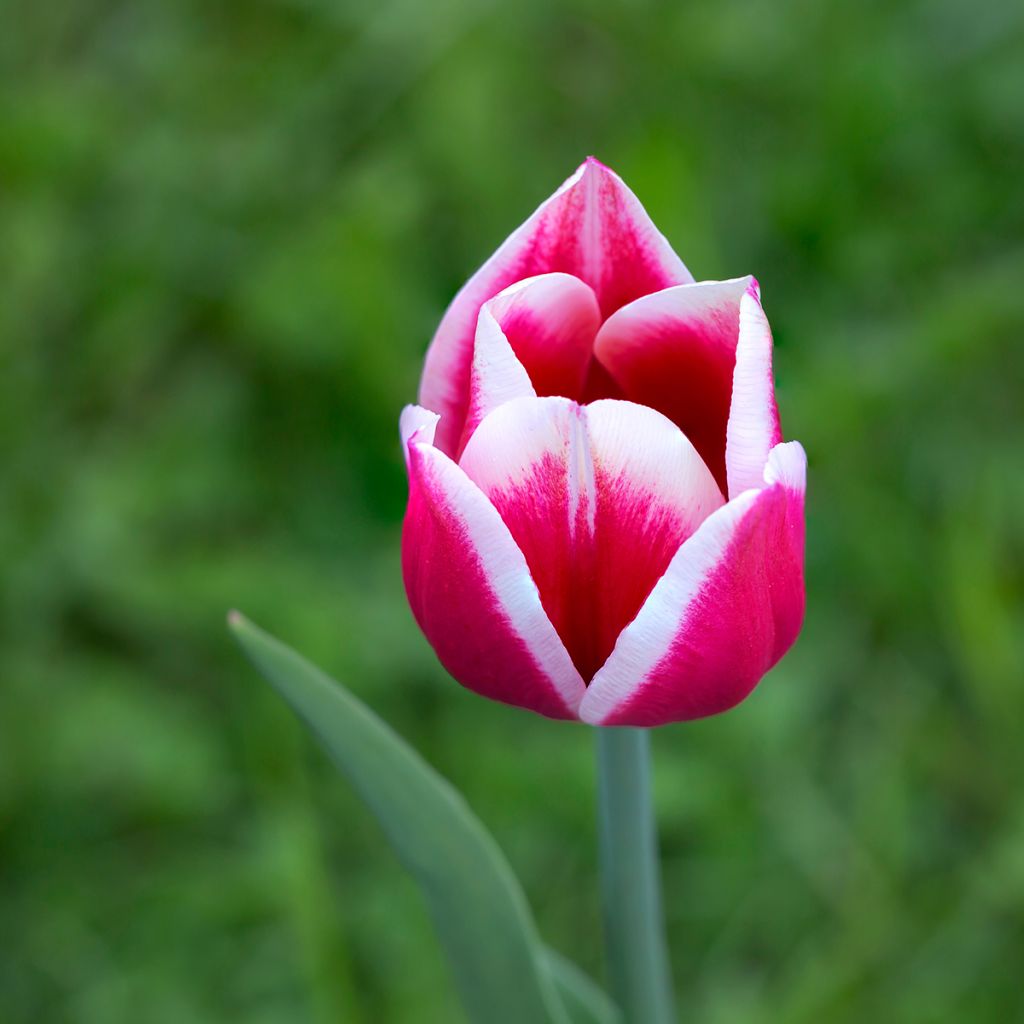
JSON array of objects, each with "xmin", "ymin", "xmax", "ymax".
[{"xmin": 596, "ymin": 728, "xmax": 676, "ymax": 1024}]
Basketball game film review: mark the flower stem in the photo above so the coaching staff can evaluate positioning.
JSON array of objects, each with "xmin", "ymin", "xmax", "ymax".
[{"xmin": 596, "ymin": 727, "xmax": 676, "ymax": 1024}]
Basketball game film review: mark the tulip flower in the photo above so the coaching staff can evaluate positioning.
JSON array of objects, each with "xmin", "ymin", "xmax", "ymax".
[{"xmin": 401, "ymin": 158, "xmax": 805, "ymax": 727}]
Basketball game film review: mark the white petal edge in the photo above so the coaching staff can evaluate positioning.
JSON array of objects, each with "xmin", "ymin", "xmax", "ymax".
[
  {"xmin": 592, "ymin": 275, "xmax": 753, "ymax": 362},
  {"xmin": 400, "ymin": 404, "xmax": 440, "ymax": 467},
  {"xmin": 725, "ymin": 286, "xmax": 781, "ymax": 498},
  {"xmin": 409, "ymin": 439, "xmax": 587, "ymax": 716},
  {"xmin": 462, "ymin": 306, "xmax": 537, "ymax": 442}
]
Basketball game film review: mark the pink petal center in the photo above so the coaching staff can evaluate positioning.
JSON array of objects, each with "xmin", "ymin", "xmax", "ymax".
[{"xmin": 459, "ymin": 397, "xmax": 723, "ymax": 681}]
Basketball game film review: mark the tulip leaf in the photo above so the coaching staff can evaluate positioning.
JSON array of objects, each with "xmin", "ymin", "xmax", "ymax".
[
  {"xmin": 229, "ymin": 612, "xmax": 571, "ymax": 1024},
  {"xmin": 543, "ymin": 948, "xmax": 623, "ymax": 1024}
]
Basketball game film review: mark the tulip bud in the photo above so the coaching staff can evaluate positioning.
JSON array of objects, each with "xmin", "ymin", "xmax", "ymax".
[{"xmin": 402, "ymin": 158, "xmax": 805, "ymax": 726}]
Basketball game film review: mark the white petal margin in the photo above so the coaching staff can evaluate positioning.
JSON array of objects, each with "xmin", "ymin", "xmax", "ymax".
[
  {"xmin": 399, "ymin": 404, "xmax": 440, "ymax": 468},
  {"xmin": 486, "ymin": 271, "xmax": 599, "ymax": 336},
  {"xmin": 725, "ymin": 283, "xmax": 783, "ymax": 499},
  {"xmin": 763, "ymin": 436, "xmax": 806, "ymax": 491},
  {"xmin": 485, "ymin": 273, "xmax": 600, "ymax": 398},
  {"xmin": 592, "ymin": 276, "xmax": 752, "ymax": 363},
  {"xmin": 579, "ymin": 440, "xmax": 806, "ymax": 726},
  {"xmin": 459, "ymin": 306, "xmax": 537, "ymax": 450},
  {"xmin": 407, "ymin": 438, "xmax": 587, "ymax": 717}
]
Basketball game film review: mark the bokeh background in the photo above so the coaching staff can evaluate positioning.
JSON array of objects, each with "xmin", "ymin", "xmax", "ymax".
[{"xmin": 3, "ymin": 1, "xmax": 1023, "ymax": 1021}]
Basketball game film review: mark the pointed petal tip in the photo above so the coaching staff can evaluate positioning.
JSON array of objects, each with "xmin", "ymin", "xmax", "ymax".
[
  {"xmin": 420, "ymin": 155, "xmax": 692, "ymax": 452},
  {"xmin": 561, "ymin": 155, "xmax": 622, "ymax": 196},
  {"xmin": 764, "ymin": 439, "xmax": 807, "ymax": 490},
  {"xmin": 725, "ymin": 289, "xmax": 783, "ymax": 497},
  {"xmin": 583, "ymin": 154, "xmax": 613, "ymax": 173},
  {"xmin": 400, "ymin": 405, "xmax": 441, "ymax": 470},
  {"xmin": 400, "ymin": 405, "xmax": 440, "ymax": 447}
]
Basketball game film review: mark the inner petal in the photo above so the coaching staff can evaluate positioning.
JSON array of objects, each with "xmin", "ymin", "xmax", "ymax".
[
  {"xmin": 592, "ymin": 278, "xmax": 752, "ymax": 494},
  {"xmin": 486, "ymin": 273, "xmax": 601, "ymax": 401},
  {"xmin": 458, "ymin": 396, "xmax": 724, "ymax": 681}
]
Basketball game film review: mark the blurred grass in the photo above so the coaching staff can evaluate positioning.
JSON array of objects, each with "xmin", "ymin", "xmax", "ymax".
[{"xmin": 2, "ymin": 0, "xmax": 1023, "ymax": 1021}]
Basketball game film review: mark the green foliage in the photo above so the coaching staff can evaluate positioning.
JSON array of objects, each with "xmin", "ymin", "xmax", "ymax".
[
  {"xmin": 543, "ymin": 949, "xmax": 622, "ymax": 1024},
  {"xmin": 2, "ymin": 0, "xmax": 1023, "ymax": 1021},
  {"xmin": 229, "ymin": 612, "xmax": 577, "ymax": 1024}
]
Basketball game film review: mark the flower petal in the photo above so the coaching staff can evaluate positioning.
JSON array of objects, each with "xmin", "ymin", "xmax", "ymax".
[
  {"xmin": 458, "ymin": 307, "xmax": 537, "ymax": 456},
  {"xmin": 486, "ymin": 273, "xmax": 601, "ymax": 401},
  {"xmin": 458, "ymin": 396, "xmax": 723, "ymax": 681},
  {"xmin": 456, "ymin": 272, "xmax": 604, "ymax": 454},
  {"xmin": 420, "ymin": 158, "xmax": 693, "ymax": 455},
  {"xmin": 579, "ymin": 441, "xmax": 806, "ymax": 727},
  {"xmin": 400, "ymin": 404, "xmax": 440, "ymax": 467},
  {"xmin": 403, "ymin": 437, "xmax": 585, "ymax": 720},
  {"xmin": 725, "ymin": 286, "xmax": 784, "ymax": 498},
  {"xmin": 591, "ymin": 277, "xmax": 758, "ymax": 494}
]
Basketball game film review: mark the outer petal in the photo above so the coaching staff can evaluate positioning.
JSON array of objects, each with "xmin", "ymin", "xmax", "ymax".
[
  {"xmin": 459, "ymin": 397, "xmax": 723, "ymax": 681},
  {"xmin": 725, "ymin": 286, "xmax": 783, "ymax": 497},
  {"xmin": 400, "ymin": 404, "xmax": 441, "ymax": 466},
  {"xmin": 402, "ymin": 433, "xmax": 585, "ymax": 720},
  {"xmin": 421, "ymin": 158, "xmax": 694, "ymax": 455},
  {"xmin": 592, "ymin": 277, "xmax": 761, "ymax": 494},
  {"xmin": 579, "ymin": 441, "xmax": 806, "ymax": 727}
]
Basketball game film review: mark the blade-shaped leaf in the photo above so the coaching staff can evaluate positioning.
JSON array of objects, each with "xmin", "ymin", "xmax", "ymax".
[
  {"xmin": 543, "ymin": 948, "xmax": 623, "ymax": 1024},
  {"xmin": 229, "ymin": 612, "xmax": 570, "ymax": 1024}
]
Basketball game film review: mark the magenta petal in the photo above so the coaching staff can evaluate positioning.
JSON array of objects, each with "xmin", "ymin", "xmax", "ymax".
[
  {"xmin": 592, "ymin": 277, "xmax": 761, "ymax": 494},
  {"xmin": 420, "ymin": 159, "xmax": 693, "ymax": 456},
  {"xmin": 579, "ymin": 442, "xmax": 806, "ymax": 726},
  {"xmin": 402, "ymin": 432, "xmax": 585, "ymax": 720},
  {"xmin": 486, "ymin": 273, "xmax": 601, "ymax": 401},
  {"xmin": 459, "ymin": 397, "xmax": 723, "ymax": 681},
  {"xmin": 456, "ymin": 272, "xmax": 603, "ymax": 454}
]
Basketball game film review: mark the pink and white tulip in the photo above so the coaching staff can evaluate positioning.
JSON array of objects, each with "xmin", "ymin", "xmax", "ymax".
[{"xmin": 401, "ymin": 159, "xmax": 805, "ymax": 726}]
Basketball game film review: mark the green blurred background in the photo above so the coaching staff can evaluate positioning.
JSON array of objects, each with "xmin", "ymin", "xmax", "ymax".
[{"xmin": 3, "ymin": 0, "xmax": 1023, "ymax": 1021}]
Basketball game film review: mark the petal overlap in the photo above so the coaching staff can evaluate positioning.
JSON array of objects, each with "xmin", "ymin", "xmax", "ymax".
[
  {"xmin": 402, "ymin": 406, "xmax": 586, "ymax": 720},
  {"xmin": 579, "ymin": 442, "xmax": 806, "ymax": 726},
  {"xmin": 458, "ymin": 397, "xmax": 724, "ymax": 682},
  {"xmin": 485, "ymin": 273, "xmax": 601, "ymax": 402},
  {"xmin": 458, "ymin": 306, "xmax": 537, "ymax": 455},
  {"xmin": 457, "ymin": 273, "xmax": 602, "ymax": 454},
  {"xmin": 592, "ymin": 277, "xmax": 781, "ymax": 496}
]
